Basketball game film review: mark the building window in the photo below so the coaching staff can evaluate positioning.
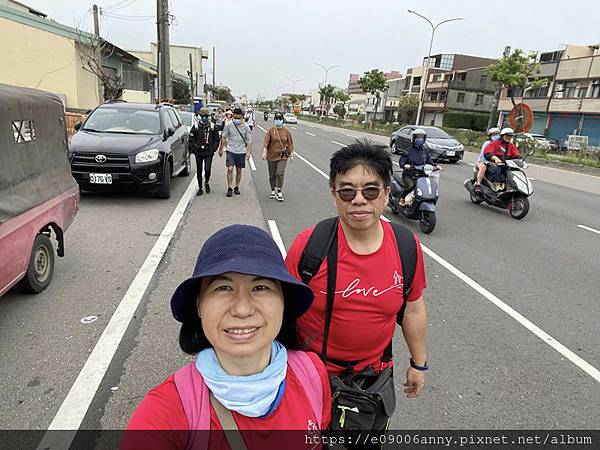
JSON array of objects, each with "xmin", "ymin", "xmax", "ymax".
[
  {"xmin": 432, "ymin": 74, "xmax": 441, "ymax": 82},
  {"xmin": 527, "ymin": 83, "xmax": 550, "ymax": 98},
  {"xmin": 439, "ymin": 91, "xmax": 447, "ymax": 101},
  {"xmin": 591, "ymin": 79, "xmax": 600, "ymax": 98},
  {"xmin": 457, "ymin": 92, "xmax": 465, "ymax": 103},
  {"xmin": 564, "ymin": 81, "xmax": 577, "ymax": 98},
  {"xmin": 428, "ymin": 92, "xmax": 439, "ymax": 101},
  {"xmin": 508, "ymin": 86, "xmax": 525, "ymax": 97},
  {"xmin": 475, "ymin": 94, "xmax": 484, "ymax": 105},
  {"xmin": 457, "ymin": 72, "xmax": 467, "ymax": 81},
  {"xmin": 480, "ymin": 74, "xmax": 488, "ymax": 85}
]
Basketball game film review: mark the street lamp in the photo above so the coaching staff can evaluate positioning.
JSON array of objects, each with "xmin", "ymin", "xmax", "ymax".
[
  {"xmin": 408, "ymin": 10, "xmax": 463, "ymax": 125},
  {"xmin": 314, "ymin": 62, "xmax": 340, "ymax": 118},
  {"xmin": 285, "ymin": 78, "xmax": 302, "ymax": 94}
]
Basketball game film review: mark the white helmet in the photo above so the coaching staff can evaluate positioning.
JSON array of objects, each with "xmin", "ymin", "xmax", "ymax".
[
  {"xmin": 488, "ymin": 127, "xmax": 500, "ymax": 135},
  {"xmin": 500, "ymin": 127, "xmax": 515, "ymax": 135},
  {"xmin": 413, "ymin": 128, "xmax": 427, "ymax": 136}
]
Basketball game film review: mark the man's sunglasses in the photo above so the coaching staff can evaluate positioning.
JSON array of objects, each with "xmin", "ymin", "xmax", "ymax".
[
  {"xmin": 335, "ymin": 186, "xmax": 383, "ymax": 202},
  {"xmin": 200, "ymin": 115, "xmax": 209, "ymax": 118}
]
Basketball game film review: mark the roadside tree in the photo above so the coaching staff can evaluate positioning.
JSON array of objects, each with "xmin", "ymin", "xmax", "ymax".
[
  {"xmin": 397, "ymin": 94, "xmax": 419, "ymax": 125},
  {"xmin": 358, "ymin": 69, "xmax": 388, "ymax": 125}
]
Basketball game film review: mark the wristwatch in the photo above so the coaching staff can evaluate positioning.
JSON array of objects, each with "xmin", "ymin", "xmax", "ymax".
[{"xmin": 410, "ymin": 358, "xmax": 429, "ymax": 371}]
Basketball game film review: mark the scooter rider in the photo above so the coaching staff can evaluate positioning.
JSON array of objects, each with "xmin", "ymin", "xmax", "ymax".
[
  {"xmin": 474, "ymin": 127, "xmax": 500, "ymax": 193},
  {"xmin": 399, "ymin": 129, "xmax": 439, "ymax": 206},
  {"xmin": 483, "ymin": 127, "xmax": 521, "ymax": 183}
]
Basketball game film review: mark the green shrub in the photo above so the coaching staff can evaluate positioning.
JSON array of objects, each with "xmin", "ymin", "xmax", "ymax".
[{"xmin": 443, "ymin": 111, "xmax": 489, "ymax": 131}]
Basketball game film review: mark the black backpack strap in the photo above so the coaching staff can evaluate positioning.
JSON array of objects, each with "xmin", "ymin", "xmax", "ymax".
[
  {"xmin": 297, "ymin": 217, "xmax": 339, "ymax": 285},
  {"xmin": 382, "ymin": 223, "xmax": 418, "ymax": 363},
  {"xmin": 321, "ymin": 231, "xmax": 338, "ymax": 364}
]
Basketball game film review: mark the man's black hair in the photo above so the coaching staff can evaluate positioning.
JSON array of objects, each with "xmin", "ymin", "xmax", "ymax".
[{"xmin": 329, "ymin": 139, "xmax": 392, "ymax": 188}]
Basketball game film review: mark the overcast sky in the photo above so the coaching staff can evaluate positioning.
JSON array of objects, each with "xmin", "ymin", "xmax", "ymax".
[{"xmin": 24, "ymin": 0, "xmax": 600, "ymax": 99}]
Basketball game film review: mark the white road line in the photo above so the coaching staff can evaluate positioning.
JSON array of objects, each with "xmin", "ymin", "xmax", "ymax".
[
  {"xmin": 468, "ymin": 162, "xmax": 475, "ymax": 166},
  {"xmin": 38, "ymin": 177, "xmax": 199, "ymax": 450},
  {"xmin": 249, "ymin": 155, "xmax": 257, "ymax": 171},
  {"xmin": 577, "ymin": 224, "xmax": 600, "ymax": 235},
  {"xmin": 528, "ymin": 177, "xmax": 536, "ymax": 181},
  {"xmin": 268, "ymin": 220, "xmax": 287, "ymax": 258},
  {"xmin": 295, "ymin": 151, "xmax": 600, "ymax": 384},
  {"xmin": 305, "ymin": 132, "xmax": 316, "ymax": 137},
  {"xmin": 291, "ymin": 126, "xmax": 298, "ymax": 130},
  {"xmin": 294, "ymin": 152, "xmax": 329, "ymax": 179},
  {"xmin": 345, "ymin": 134, "xmax": 360, "ymax": 138},
  {"xmin": 257, "ymin": 124, "xmax": 267, "ymax": 133},
  {"xmin": 331, "ymin": 140, "xmax": 346, "ymax": 146}
]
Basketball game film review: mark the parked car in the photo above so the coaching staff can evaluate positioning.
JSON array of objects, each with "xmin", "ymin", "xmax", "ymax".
[
  {"xmin": 390, "ymin": 125, "xmax": 464, "ymax": 163},
  {"xmin": 284, "ymin": 113, "xmax": 298, "ymax": 124},
  {"xmin": 514, "ymin": 132, "xmax": 559, "ymax": 153},
  {"xmin": 69, "ymin": 101, "xmax": 190, "ymax": 199},
  {"xmin": 1, "ymin": 83, "xmax": 79, "ymax": 297},
  {"xmin": 179, "ymin": 111, "xmax": 195, "ymax": 132}
]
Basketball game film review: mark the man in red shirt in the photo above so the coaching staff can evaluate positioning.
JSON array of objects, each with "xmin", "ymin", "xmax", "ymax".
[
  {"xmin": 285, "ymin": 141, "xmax": 428, "ymax": 399},
  {"xmin": 483, "ymin": 127, "xmax": 522, "ymax": 184}
]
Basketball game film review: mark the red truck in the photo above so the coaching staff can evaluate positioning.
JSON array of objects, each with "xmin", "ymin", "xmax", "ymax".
[{"xmin": 0, "ymin": 83, "xmax": 79, "ymax": 296}]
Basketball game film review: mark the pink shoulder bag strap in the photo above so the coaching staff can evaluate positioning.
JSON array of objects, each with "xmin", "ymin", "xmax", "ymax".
[
  {"xmin": 174, "ymin": 362, "xmax": 210, "ymax": 450},
  {"xmin": 287, "ymin": 350, "xmax": 323, "ymax": 428}
]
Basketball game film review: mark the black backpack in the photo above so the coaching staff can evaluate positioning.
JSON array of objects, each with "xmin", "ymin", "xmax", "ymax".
[{"xmin": 297, "ymin": 217, "xmax": 417, "ymax": 367}]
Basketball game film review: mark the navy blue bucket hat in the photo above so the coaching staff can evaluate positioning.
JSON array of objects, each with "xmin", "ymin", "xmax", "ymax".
[{"xmin": 171, "ymin": 224, "xmax": 314, "ymax": 322}]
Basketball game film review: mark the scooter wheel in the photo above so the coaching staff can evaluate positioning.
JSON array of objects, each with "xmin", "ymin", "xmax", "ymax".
[
  {"xmin": 470, "ymin": 191, "xmax": 483, "ymax": 204},
  {"xmin": 509, "ymin": 197, "xmax": 530, "ymax": 219},
  {"xmin": 419, "ymin": 211, "xmax": 436, "ymax": 234}
]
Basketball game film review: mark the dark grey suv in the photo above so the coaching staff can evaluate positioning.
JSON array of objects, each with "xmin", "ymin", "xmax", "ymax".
[{"xmin": 69, "ymin": 101, "xmax": 190, "ymax": 198}]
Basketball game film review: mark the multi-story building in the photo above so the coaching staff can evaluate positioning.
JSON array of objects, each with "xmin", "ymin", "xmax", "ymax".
[
  {"xmin": 347, "ymin": 70, "xmax": 402, "ymax": 95},
  {"xmin": 498, "ymin": 44, "xmax": 600, "ymax": 147}
]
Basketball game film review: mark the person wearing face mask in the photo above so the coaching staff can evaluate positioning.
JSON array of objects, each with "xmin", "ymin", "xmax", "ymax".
[
  {"xmin": 219, "ymin": 108, "xmax": 253, "ymax": 197},
  {"xmin": 124, "ymin": 225, "xmax": 331, "ymax": 450},
  {"xmin": 483, "ymin": 127, "xmax": 521, "ymax": 183},
  {"xmin": 474, "ymin": 127, "xmax": 500, "ymax": 193},
  {"xmin": 188, "ymin": 108, "xmax": 220, "ymax": 195},
  {"xmin": 398, "ymin": 129, "xmax": 439, "ymax": 206},
  {"xmin": 262, "ymin": 112, "xmax": 294, "ymax": 202}
]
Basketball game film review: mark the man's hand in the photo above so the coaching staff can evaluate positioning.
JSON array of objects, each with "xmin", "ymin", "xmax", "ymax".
[
  {"xmin": 218, "ymin": 149, "xmax": 223, "ymax": 158},
  {"xmin": 404, "ymin": 367, "xmax": 425, "ymax": 398},
  {"xmin": 404, "ymin": 164, "xmax": 411, "ymax": 169},
  {"xmin": 246, "ymin": 152, "xmax": 251, "ymax": 161},
  {"xmin": 262, "ymin": 149, "xmax": 267, "ymax": 160}
]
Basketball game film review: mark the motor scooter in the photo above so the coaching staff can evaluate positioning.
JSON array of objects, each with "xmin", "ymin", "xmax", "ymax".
[
  {"xmin": 388, "ymin": 164, "xmax": 440, "ymax": 234},
  {"xmin": 464, "ymin": 159, "xmax": 533, "ymax": 219}
]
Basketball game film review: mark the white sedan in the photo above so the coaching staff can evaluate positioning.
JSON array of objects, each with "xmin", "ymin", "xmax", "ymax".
[{"xmin": 283, "ymin": 113, "xmax": 298, "ymax": 124}]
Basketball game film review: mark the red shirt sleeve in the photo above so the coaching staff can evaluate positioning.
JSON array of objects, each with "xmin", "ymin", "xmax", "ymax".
[
  {"xmin": 305, "ymin": 351, "xmax": 332, "ymax": 430},
  {"xmin": 122, "ymin": 375, "xmax": 188, "ymax": 450},
  {"xmin": 407, "ymin": 234, "xmax": 427, "ymax": 302},
  {"xmin": 509, "ymin": 143, "xmax": 521, "ymax": 158}
]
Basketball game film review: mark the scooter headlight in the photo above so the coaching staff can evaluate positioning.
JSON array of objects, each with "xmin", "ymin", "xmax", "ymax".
[
  {"xmin": 423, "ymin": 164, "xmax": 434, "ymax": 176},
  {"xmin": 416, "ymin": 188, "xmax": 423, "ymax": 196}
]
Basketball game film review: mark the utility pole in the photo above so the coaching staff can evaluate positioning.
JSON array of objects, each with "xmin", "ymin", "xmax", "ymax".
[
  {"xmin": 92, "ymin": 4, "xmax": 100, "ymax": 36},
  {"xmin": 212, "ymin": 46, "xmax": 216, "ymax": 91},
  {"xmin": 487, "ymin": 45, "xmax": 512, "ymax": 130},
  {"xmin": 92, "ymin": 4, "xmax": 103, "ymax": 102},
  {"xmin": 157, "ymin": 0, "xmax": 172, "ymax": 100},
  {"xmin": 189, "ymin": 53, "xmax": 194, "ymax": 108}
]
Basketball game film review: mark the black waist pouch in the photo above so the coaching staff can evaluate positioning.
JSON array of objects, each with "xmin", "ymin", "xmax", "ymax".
[{"xmin": 329, "ymin": 366, "xmax": 396, "ymax": 432}]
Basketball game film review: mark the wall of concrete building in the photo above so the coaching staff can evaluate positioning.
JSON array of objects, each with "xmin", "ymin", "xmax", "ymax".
[
  {"xmin": 122, "ymin": 89, "xmax": 151, "ymax": 103},
  {"xmin": 0, "ymin": 16, "xmax": 100, "ymax": 110}
]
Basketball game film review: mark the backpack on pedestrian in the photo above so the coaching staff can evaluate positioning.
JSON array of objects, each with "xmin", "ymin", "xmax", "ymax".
[{"xmin": 297, "ymin": 217, "xmax": 417, "ymax": 434}]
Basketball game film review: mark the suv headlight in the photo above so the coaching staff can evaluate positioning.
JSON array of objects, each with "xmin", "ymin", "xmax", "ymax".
[
  {"xmin": 427, "ymin": 142, "xmax": 442, "ymax": 150},
  {"xmin": 135, "ymin": 148, "xmax": 160, "ymax": 163}
]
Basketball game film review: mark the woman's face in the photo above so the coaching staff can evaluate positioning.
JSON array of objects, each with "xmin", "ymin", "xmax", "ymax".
[{"xmin": 197, "ymin": 272, "xmax": 284, "ymax": 360}]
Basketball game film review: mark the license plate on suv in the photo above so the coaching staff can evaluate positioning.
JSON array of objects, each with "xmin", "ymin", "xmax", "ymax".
[
  {"xmin": 89, "ymin": 173, "xmax": 113, "ymax": 184},
  {"xmin": 446, "ymin": 150, "xmax": 456, "ymax": 156}
]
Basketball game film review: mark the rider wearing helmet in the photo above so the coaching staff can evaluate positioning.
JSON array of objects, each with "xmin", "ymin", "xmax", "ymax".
[
  {"xmin": 474, "ymin": 127, "xmax": 501, "ymax": 192},
  {"xmin": 398, "ymin": 128, "xmax": 439, "ymax": 205},
  {"xmin": 483, "ymin": 127, "xmax": 522, "ymax": 183}
]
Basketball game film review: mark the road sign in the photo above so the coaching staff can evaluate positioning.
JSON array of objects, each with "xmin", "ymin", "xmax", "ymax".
[{"xmin": 508, "ymin": 102, "xmax": 533, "ymax": 132}]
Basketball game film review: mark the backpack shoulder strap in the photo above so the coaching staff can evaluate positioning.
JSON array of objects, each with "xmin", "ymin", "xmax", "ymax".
[
  {"xmin": 287, "ymin": 351, "xmax": 323, "ymax": 429},
  {"xmin": 174, "ymin": 363, "xmax": 210, "ymax": 449},
  {"xmin": 390, "ymin": 222, "xmax": 418, "ymax": 325},
  {"xmin": 297, "ymin": 217, "xmax": 339, "ymax": 284}
]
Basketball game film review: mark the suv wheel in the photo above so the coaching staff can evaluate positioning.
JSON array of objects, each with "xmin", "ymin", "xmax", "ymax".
[
  {"xmin": 18, "ymin": 233, "xmax": 55, "ymax": 294},
  {"xmin": 156, "ymin": 159, "xmax": 172, "ymax": 199},
  {"xmin": 391, "ymin": 141, "xmax": 398, "ymax": 154}
]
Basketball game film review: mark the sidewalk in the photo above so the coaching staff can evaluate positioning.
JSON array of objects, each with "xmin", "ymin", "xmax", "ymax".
[
  {"xmin": 300, "ymin": 119, "xmax": 600, "ymax": 196},
  {"xmin": 100, "ymin": 158, "xmax": 266, "ymax": 429}
]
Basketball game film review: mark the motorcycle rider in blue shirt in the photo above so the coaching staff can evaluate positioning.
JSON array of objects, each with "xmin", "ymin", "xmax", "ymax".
[{"xmin": 399, "ymin": 129, "xmax": 439, "ymax": 206}]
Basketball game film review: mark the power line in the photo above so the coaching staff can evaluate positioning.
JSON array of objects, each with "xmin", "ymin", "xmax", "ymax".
[{"xmin": 102, "ymin": 0, "xmax": 137, "ymax": 13}]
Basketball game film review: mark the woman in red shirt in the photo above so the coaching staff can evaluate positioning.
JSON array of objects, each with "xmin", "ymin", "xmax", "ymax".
[{"xmin": 124, "ymin": 225, "xmax": 331, "ymax": 450}]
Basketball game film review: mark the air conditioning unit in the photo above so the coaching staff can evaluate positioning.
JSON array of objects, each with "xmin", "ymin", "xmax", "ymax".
[
  {"xmin": 566, "ymin": 135, "xmax": 588, "ymax": 150},
  {"xmin": 554, "ymin": 91, "xmax": 564, "ymax": 98},
  {"xmin": 555, "ymin": 83, "xmax": 564, "ymax": 91}
]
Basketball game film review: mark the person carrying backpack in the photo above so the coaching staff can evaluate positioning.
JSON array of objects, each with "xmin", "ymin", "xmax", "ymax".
[
  {"xmin": 285, "ymin": 141, "xmax": 428, "ymax": 440},
  {"xmin": 125, "ymin": 225, "xmax": 331, "ymax": 450}
]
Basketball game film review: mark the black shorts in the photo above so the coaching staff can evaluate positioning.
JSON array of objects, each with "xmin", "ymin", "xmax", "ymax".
[{"xmin": 226, "ymin": 151, "xmax": 246, "ymax": 169}]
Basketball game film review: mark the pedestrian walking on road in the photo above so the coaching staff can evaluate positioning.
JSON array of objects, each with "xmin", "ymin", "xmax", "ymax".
[
  {"xmin": 285, "ymin": 140, "xmax": 429, "ymax": 440},
  {"xmin": 188, "ymin": 108, "xmax": 220, "ymax": 195},
  {"xmin": 262, "ymin": 112, "xmax": 294, "ymax": 202},
  {"xmin": 244, "ymin": 106, "xmax": 256, "ymax": 131},
  {"xmin": 125, "ymin": 225, "xmax": 331, "ymax": 448},
  {"xmin": 218, "ymin": 108, "xmax": 253, "ymax": 197}
]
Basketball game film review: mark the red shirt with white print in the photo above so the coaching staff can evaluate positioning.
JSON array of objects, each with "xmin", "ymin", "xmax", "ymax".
[
  {"xmin": 124, "ymin": 352, "xmax": 331, "ymax": 450},
  {"xmin": 285, "ymin": 219, "xmax": 427, "ymax": 376}
]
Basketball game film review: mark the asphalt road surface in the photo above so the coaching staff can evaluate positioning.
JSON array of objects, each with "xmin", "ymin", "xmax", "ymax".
[{"xmin": 1, "ymin": 117, "xmax": 599, "ymax": 443}]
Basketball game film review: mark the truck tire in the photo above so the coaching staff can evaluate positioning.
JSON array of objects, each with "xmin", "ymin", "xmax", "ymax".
[
  {"xmin": 18, "ymin": 233, "xmax": 55, "ymax": 294},
  {"xmin": 155, "ymin": 159, "xmax": 172, "ymax": 199}
]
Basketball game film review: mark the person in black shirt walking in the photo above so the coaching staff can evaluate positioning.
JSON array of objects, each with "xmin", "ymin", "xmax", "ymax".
[{"xmin": 188, "ymin": 108, "xmax": 220, "ymax": 195}]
